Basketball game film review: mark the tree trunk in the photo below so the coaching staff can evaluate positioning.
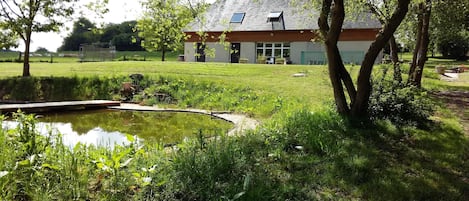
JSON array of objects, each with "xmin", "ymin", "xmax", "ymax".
[
  {"xmin": 389, "ymin": 36, "xmax": 399, "ymax": 64},
  {"xmin": 409, "ymin": 0, "xmax": 431, "ymax": 87},
  {"xmin": 22, "ymin": 31, "xmax": 32, "ymax": 77},
  {"xmin": 161, "ymin": 45, "xmax": 166, "ymax": 62},
  {"xmin": 408, "ymin": 3, "xmax": 424, "ymax": 84},
  {"xmin": 389, "ymin": 36, "xmax": 403, "ymax": 83},
  {"xmin": 327, "ymin": 43, "xmax": 350, "ymax": 115},
  {"xmin": 351, "ymin": 0, "xmax": 410, "ymax": 118},
  {"xmin": 319, "ymin": 0, "xmax": 350, "ymax": 115}
]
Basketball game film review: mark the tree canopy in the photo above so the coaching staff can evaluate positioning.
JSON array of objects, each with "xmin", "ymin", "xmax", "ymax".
[
  {"xmin": 59, "ymin": 17, "xmax": 99, "ymax": 51},
  {"xmin": 59, "ymin": 18, "xmax": 144, "ymax": 51},
  {"xmin": 136, "ymin": 0, "xmax": 195, "ymax": 61}
]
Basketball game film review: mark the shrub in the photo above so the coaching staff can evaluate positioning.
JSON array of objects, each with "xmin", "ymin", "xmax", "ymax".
[
  {"xmin": 437, "ymin": 32, "xmax": 469, "ymax": 61},
  {"xmin": 369, "ymin": 68, "xmax": 434, "ymax": 126}
]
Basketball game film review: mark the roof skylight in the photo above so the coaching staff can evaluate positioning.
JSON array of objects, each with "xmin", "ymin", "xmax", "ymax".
[
  {"xmin": 230, "ymin": 12, "xmax": 245, "ymax": 23},
  {"xmin": 267, "ymin": 11, "xmax": 283, "ymax": 22}
]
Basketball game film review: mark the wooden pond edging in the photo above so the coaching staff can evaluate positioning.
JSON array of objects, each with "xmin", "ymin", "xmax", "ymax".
[{"xmin": 0, "ymin": 100, "xmax": 121, "ymax": 114}]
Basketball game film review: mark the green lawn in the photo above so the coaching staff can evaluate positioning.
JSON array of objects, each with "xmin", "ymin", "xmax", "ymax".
[{"xmin": 0, "ymin": 61, "xmax": 333, "ymax": 111}]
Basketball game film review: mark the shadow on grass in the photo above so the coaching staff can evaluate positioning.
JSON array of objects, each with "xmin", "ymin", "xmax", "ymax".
[
  {"xmin": 268, "ymin": 111, "xmax": 469, "ymax": 200},
  {"xmin": 334, "ymin": 121, "xmax": 469, "ymax": 200}
]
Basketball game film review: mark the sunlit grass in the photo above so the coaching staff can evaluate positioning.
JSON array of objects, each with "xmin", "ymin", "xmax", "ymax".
[{"xmin": 0, "ymin": 61, "xmax": 334, "ymax": 110}]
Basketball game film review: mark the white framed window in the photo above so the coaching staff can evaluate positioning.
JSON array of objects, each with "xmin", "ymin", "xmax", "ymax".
[{"xmin": 256, "ymin": 42, "xmax": 290, "ymax": 58}]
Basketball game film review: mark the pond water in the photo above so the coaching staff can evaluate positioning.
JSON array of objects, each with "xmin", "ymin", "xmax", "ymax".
[{"xmin": 2, "ymin": 110, "xmax": 233, "ymax": 147}]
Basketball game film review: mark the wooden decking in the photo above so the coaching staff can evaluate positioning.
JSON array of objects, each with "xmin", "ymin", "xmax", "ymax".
[{"xmin": 0, "ymin": 100, "xmax": 121, "ymax": 114}]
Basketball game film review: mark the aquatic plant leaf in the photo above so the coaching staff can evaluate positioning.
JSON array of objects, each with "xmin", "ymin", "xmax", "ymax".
[
  {"xmin": 126, "ymin": 134, "xmax": 135, "ymax": 142},
  {"xmin": 42, "ymin": 163, "xmax": 60, "ymax": 170},
  {"xmin": 120, "ymin": 158, "xmax": 133, "ymax": 168},
  {"xmin": 0, "ymin": 171, "xmax": 8, "ymax": 178},
  {"xmin": 233, "ymin": 192, "xmax": 245, "ymax": 200},
  {"xmin": 17, "ymin": 159, "xmax": 31, "ymax": 167}
]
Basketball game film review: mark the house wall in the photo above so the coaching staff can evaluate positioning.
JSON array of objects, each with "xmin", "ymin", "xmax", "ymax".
[
  {"xmin": 290, "ymin": 41, "xmax": 382, "ymax": 64},
  {"xmin": 206, "ymin": 43, "xmax": 230, "ymax": 63},
  {"xmin": 184, "ymin": 40, "xmax": 382, "ymax": 64},
  {"xmin": 184, "ymin": 42, "xmax": 230, "ymax": 63},
  {"xmin": 240, "ymin": 42, "xmax": 256, "ymax": 63},
  {"xmin": 184, "ymin": 42, "xmax": 196, "ymax": 62},
  {"xmin": 290, "ymin": 42, "xmax": 323, "ymax": 64}
]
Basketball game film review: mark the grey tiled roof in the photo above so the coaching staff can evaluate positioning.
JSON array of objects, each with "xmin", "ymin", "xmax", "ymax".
[{"xmin": 186, "ymin": 0, "xmax": 381, "ymax": 32}]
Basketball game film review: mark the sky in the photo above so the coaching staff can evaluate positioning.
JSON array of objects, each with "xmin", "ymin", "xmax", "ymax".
[{"xmin": 17, "ymin": 0, "xmax": 143, "ymax": 52}]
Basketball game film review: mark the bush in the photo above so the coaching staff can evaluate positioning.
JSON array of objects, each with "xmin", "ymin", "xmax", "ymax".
[
  {"xmin": 437, "ymin": 33, "xmax": 469, "ymax": 61},
  {"xmin": 369, "ymin": 68, "xmax": 434, "ymax": 126}
]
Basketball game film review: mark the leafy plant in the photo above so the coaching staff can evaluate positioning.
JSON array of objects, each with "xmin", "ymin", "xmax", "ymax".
[{"xmin": 369, "ymin": 67, "xmax": 434, "ymax": 126}]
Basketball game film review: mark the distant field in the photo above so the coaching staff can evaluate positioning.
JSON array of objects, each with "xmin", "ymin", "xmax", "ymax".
[{"xmin": 0, "ymin": 51, "xmax": 181, "ymax": 63}]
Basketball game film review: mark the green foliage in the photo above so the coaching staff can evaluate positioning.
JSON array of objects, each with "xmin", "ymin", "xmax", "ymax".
[
  {"xmin": 171, "ymin": 135, "xmax": 251, "ymax": 200},
  {"xmin": 0, "ymin": 0, "xmax": 80, "ymax": 75},
  {"xmin": 0, "ymin": 26, "xmax": 18, "ymax": 50},
  {"xmin": 1, "ymin": 102, "xmax": 469, "ymax": 200},
  {"xmin": 369, "ymin": 67, "xmax": 434, "ymax": 126},
  {"xmin": 282, "ymin": 109, "xmax": 345, "ymax": 155},
  {"xmin": 60, "ymin": 18, "xmax": 145, "ymax": 52},
  {"xmin": 0, "ymin": 76, "xmax": 123, "ymax": 101},
  {"xmin": 137, "ymin": 0, "xmax": 193, "ymax": 61},
  {"xmin": 437, "ymin": 31, "xmax": 469, "ymax": 61},
  {"xmin": 136, "ymin": 76, "xmax": 276, "ymax": 117},
  {"xmin": 431, "ymin": 0, "xmax": 469, "ymax": 60},
  {"xmin": 59, "ymin": 17, "xmax": 100, "ymax": 51},
  {"xmin": 0, "ymin": 112, "xmax": 55, "ymax": 200}
]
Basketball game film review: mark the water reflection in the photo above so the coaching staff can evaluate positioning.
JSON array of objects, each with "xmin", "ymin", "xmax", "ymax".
[
  {"xmin": 2, "ymin": 121, "xmax": 131, "ymax": 147},
  {"xmin": 2, "ymin": 110, "xmax": 233, "ymax": 147}
]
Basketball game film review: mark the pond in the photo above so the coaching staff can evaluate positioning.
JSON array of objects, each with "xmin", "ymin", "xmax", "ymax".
[{"xmin": 1, "ymin": 110, "xmax": 233, "ymax": 147}]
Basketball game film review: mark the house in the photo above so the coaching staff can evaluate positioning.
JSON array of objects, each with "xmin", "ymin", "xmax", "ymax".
[{"xmin": 184, "ymin": 0, "xmax": 382, "ymax": 65}]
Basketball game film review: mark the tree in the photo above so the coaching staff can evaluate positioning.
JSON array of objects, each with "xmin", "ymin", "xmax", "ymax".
[
  {"xmin": 363, "ymin": 1, "xmax": 400, "ymax": 64},
  {"xmin": 0, "ymin": 0, "xmax": 78, "ymax": 76},
  {"xmin": 59, "ymin": 17, "xmax": 99, "ymax": 51},
  {"xmin": 432, "ymin": 0, "xmax": 469, "ymax": 60},
  {"xmin": 316, "ymin": 0, "xmax": 410, "ymax": 118},
  {"xmin": 137, "ymin": 0, "xmax": 193, "ymax": 61},
  {"xmin": 35, "ymin": 47, "xmax": 49, "ymax": 53},
  {"xmin": 101, "ymin": 21, "xmax": 144, "ymax": 51},
  {"xmin": 408, "ymin": 0, "xmax": 432, "ymax": 87},
  {"xmin": 397, "ymin": 0, "xmax": 469, "ymax": 86}
]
